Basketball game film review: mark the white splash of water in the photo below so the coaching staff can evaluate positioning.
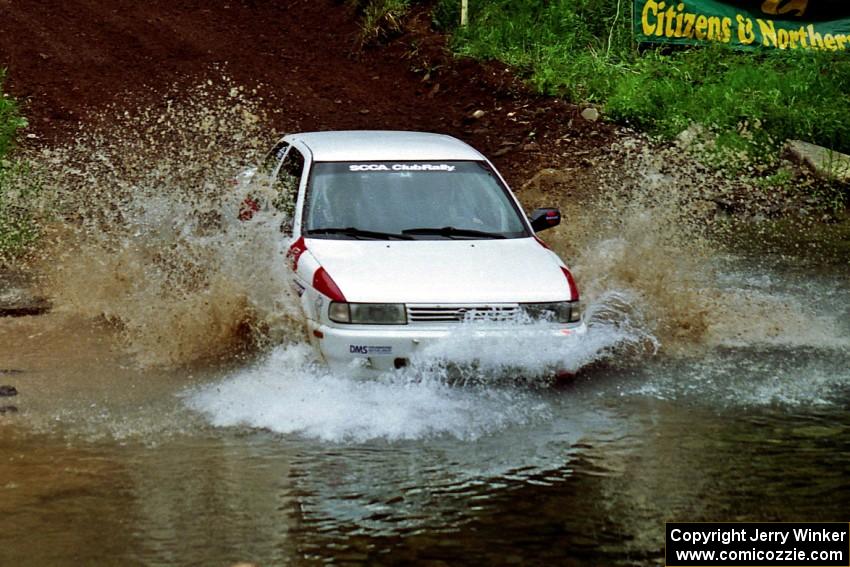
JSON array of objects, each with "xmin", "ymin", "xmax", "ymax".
[
  {"xmin": 184, "ymin": 343, "xmax": 558, "ymax": 442},
  {"xmin": 410, "ymin": 290, "xmax": 658, "ymax": 381}
]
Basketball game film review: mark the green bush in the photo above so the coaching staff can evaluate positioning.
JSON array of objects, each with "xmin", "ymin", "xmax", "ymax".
[
  {"xmin": 1, "ymin": 70, "xmax": 37, "ymax": 257},
  {"xmin": 0, "ymin": 70, "xmax": 26, "ymax": 158},
  {"xmin": 351, "ymin": 0, "xmax": 411, "ymax": 44},
  {"xmin": 0, "ymin": 160, "xmax": 42, "ymax": 257}
]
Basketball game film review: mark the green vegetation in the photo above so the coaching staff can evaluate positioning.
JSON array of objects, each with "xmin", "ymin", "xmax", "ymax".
[
  {"xmin": 436, "ymin": 0, "xmax": 629, "ymax": 102},
  {"xmin": 350, "ymin": 0, "xmax": 412, "ymax": 45},
  {"xmin": 0, "ymin": 70, "xmax": 25, "ymax": 158},
  {"xmin": 433, "ymin": 0, "xmax": 850, "ymax": 163},
  {"xmin": 0, "ymin": 70, "xmax": 38, "ymax": 258}
]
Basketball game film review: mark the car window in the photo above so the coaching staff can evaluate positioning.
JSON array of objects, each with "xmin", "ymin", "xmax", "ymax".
[
  {"xmin": 274, "ymin": 147, "xmax": 305, "ymax": 220},
  {"xmin": 240, "ymin": 141, "xmax": 300, "ymax": 228},
  {"xmin": 260, "ymin": 141, "xmax": 289, "ymax": 176},
  {"xmin": 303, "ymin": 161, "xmax": 529, "ymax": 239}
]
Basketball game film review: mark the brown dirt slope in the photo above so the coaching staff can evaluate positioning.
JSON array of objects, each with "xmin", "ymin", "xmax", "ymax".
[{"xmin": 0, "ymin": 0, "xmax": 613, "ymax": 184}]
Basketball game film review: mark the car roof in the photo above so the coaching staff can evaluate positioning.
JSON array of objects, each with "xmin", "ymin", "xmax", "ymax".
[{"xmin": 285, "ymin": 130, "xmax": 486, "ymax": 162}]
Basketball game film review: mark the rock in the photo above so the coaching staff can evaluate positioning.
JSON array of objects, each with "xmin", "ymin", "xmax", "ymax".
[
  {"xmin": 0, "ymin": 385, "xmax": 18, "ymax": 397},
  {"xmin": 792, "ymin": 425, "xmax": 844, "ymax": 438},
  {"xmin": 676, "ymin": 124, "xmax": 706, "ymax": 149},
  {"xmin": 471, "ymin": 109, "xmax": 486, "ymax": 120},
  {"xmin": 621, "ymin": 137, "xmax": 639, "ymax": 150},
  {"xmin": 580, "ymin": 107, "xmax": 599, "ymax": 122},
  {"xmin": 0, "ymin": 297, "xmax": 51, "ymax": 317},
  {"xmin": 0, "ymin": 406, "xmax": 18, "ymax": 414},
  {"xmin": 784, "ymin": 140, "xmax": 850, "ymax": 183},
  {"xmin": 711, "ymin": 198, "xmax": 737, "ymax": 212},
  {"xmin": 0, "ymin": 271, "xmax": 51, "ymax": 317}
]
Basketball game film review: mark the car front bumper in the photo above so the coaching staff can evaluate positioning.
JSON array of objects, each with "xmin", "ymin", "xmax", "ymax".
[{"xmin": 307, "ymin": 320, "xmax": 588, "ymax": 376}]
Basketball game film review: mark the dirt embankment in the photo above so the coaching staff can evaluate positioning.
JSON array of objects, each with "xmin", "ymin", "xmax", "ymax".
[{"xmin": 0, "ymin": 0, "xmax": 615, "ymax": 187}]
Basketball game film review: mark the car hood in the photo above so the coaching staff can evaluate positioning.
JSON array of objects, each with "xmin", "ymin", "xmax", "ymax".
[{"xmin": 304, "ymin": 237, "xmax": 575, "ymax": 304}]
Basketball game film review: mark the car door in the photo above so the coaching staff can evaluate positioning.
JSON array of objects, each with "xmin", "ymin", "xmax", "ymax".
[{"xmin": 278, "ymin": 143, "xmax": 319, "ymax": 323}]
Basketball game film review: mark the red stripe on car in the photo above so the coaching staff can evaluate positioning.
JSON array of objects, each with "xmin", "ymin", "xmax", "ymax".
[
  {"xmin": 313, "ymin": 267, "xmax": 346, "ymax": 302},
  {"xmin": 534, "ymin": 235, "xmax": 552, "ymax": 250},
  {"xmin": 287, "ymin": 236, "xmax": 307, "ymax": 271},
  {"xmin": 561, "ymin": 267, "xmax": 580, "ymax": 301}
]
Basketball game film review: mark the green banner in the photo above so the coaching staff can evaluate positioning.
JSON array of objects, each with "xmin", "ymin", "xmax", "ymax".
[{"xmin": 634, "ymin": 0, "xmax": 850, "ymax": 50}]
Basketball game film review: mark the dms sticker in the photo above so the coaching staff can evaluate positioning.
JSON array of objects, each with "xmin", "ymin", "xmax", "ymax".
[
  {"xmin": 348, "ymin": 164, "xmax": 456, "ymax": 172},
  {"xmin": 349, "ymin": 345, "xmax": 393, "ymax": 355}
]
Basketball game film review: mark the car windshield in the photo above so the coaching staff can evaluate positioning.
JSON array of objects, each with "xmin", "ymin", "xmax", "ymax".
[{"xmin": 303, "ymin": 161, "xmax": 529, "ymax": 239}]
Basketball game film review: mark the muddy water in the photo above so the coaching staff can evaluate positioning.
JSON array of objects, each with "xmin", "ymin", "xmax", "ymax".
[{"xmin": 2, "ymin": 254, "xmax": 848, "ymax": 566}]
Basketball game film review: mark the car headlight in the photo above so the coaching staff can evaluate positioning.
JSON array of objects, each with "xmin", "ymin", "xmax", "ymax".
[
  {"xmin": 522, "ymin": 301, "xmax": 582, "ymax": 323},
  {"xmin": 328, "ymin": 302, "xmax": 407, "ymax": 325}
]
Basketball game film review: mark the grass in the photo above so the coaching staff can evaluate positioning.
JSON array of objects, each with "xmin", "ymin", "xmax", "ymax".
[
  {"xmin": 439, "ymin": 0, "xmax": 628, "ymax": 102},
  {"xmin": 434, "ymin": 0, "xmax": 850, "ymax": 165},
  {"xmin": 606, "ymin": 48, "xmax": 850, "ymax": 155}
]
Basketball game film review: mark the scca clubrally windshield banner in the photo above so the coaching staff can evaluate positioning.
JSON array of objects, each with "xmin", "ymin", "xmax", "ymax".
[{"xmin": 634, "ymin": 0, "xmax": 850, "ymax": 50}]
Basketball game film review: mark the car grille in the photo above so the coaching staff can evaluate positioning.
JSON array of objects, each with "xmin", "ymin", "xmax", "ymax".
[{"xmin": 407, "ymin": 304, "xmax": 521, "ymax": 324}]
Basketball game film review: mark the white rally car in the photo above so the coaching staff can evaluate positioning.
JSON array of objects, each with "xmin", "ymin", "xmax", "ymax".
[{"xmin": 239, "ymin": 131, "xmax": 585, "ymax": 375}]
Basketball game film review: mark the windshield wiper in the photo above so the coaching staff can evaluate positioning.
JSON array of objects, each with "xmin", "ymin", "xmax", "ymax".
[
  {"xmin": 401, "ymin": 226, "xmax": 507, "ymax": 239},
  {"xmin": 305, "ymin": 227, "xmax": 413, "ymax": 240}
]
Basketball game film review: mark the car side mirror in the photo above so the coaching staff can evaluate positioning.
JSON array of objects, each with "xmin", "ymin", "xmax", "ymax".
[{"xmin": 529, "ymin": 208, "xmax": 561, "ymax": 232}]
